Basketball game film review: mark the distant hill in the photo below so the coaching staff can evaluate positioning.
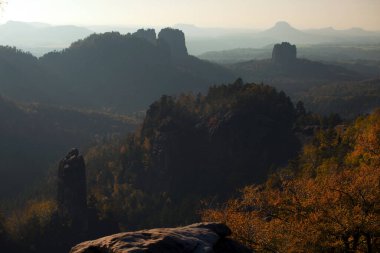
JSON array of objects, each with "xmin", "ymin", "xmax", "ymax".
[
  {"xmin": 306, "ymin": 26, "xmax": 380, "ymax": 38},
  {"xmin": 0, "ymin": 28, "xmax": 236, "ymax": 113},
  {"xmin": 0, "ymin": 21, "xmax": 93, "ymax": 56},
  {"xmin": 174, "ymin": 23, "xmax": 258, "ymax": 38},
  {"xmin": 258, "ymin": 21, "xmax": 326, "ymax": 44},
  {"xmin": 330, "ymin": 59, "xmax": 380, "ymax": 78},
  {"xmin": 299, "ymin": 78, "xmax": 380, "ymax": 118},
  {"xmin": 0, "ymin": 96, "xmax": 137, "ymax": 200},
  {"xmin": 86, "ymin": 22, "xmax": 380, "ymax": 56},
  {"xmin": 199, "ymin": 44, "xmax": 380, "ymax": 64},
  {"xmin": 212, "ymin": 43, "xmax": 378, "ymax": 119},
  {"xmin": 187, "ymin": 21, "xmax": 380, "ymax": 55},
  {"xmin": 1, "ymin": 20, "xmax": 379, "ymax": 56},
  {"xmin": 229, "ymin": 42, "xmax": 363, "ymax": 95}
]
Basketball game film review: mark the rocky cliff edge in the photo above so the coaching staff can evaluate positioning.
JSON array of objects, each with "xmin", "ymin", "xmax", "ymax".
[{"xmin": 70, "ymin": 222, "xmax": 251, "ymax": 253}]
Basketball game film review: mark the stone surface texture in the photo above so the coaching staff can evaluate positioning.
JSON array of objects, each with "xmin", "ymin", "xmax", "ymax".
[{"xmin": 70, "ymin": 223, "xmax": 251, "ymax": 253}]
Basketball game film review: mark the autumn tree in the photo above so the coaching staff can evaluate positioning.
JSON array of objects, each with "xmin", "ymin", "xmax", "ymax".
[
  {"xmin": 5, "ymin": 200, "xmax": 60, "ymax": 252},
  {"xmin": 347, "ymin": 109, "xmax": 380, "ymax": 167},
  {"xmin": 202, "ymin": 110, "xmax": 380, "ymax": 252},
  {"xmin": 202, "ymin": 166, "xmax": 380, "ymax": 252}
]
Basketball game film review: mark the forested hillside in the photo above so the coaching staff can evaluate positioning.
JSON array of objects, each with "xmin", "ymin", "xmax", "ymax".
[
  {"xmin": 199, "ymin": 44, "xmax": 380, "ymax": 64},
  {"xmin": 1, "ymin": 79, "xmax": 379, "ymax": 253},
  {"xmin": 229, "ymin": 46, "xmax": 362, "ymax": 95},
  {"xmin": 0, "ymin": 96, "xmax": 136, "ymax": 200},
  {"xmin": 299, "ymin": 78, "xmax": 380, "ymax": 118},
  {"xmin": 0, "ymin": 28, "xmax": 235, "ymax": 113},
  {"xmin": 0, "ymin": 80, "xmax": 304, "ymax": 253},
  {"xmin": 203, "ymin": 109, "xmax": 380, "ymax": 252},
  {"xmin": 83, "ymin": 80, "xmax": 301, "ymax": 229},
  {"xmin": 1, "ymin": 0, "xmax": 379, "ymax": 252},
  {"xmin": 226, "ymin": 42, "xmax": 380, "ymax": 117},
  {"xmin": 0, "ymin": 47, "xmax": 49, "ymax": 102},
  {"xmin": 3, "ymin": 37, "xmax": 378, "ymax": 119}
]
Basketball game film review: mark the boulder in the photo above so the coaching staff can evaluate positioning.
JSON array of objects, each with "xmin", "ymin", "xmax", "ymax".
[{"xmin": 70, "ymin": 222, "xmax": 251, "ymax": 253}]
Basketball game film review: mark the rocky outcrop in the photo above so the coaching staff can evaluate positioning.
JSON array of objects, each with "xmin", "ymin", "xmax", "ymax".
[
  {"xmin": 132, "ymin": 29, "xmax": 157, "ymax": 45},
  {"xmin": 158, "ymin": 28, "xmax": 188, "ymax": 59},
  {"xmin": 70, "ymin": 223, "xmax": 251, "ymax": 253},
  {"xmin": 57, "ymin": 148, "xmax": 87, "ymax": 232},
  {"xmin": 272, "ymin": 42, "xmax": 297, "ymax": 64}
]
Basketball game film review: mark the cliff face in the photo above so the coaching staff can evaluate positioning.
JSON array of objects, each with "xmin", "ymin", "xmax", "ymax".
[
  {"xmin": 70, "ymin": 223, "xmax": 251, "ymax": 253},
  {"xmin": 158, "ymin": 28, "xmax": 188, "ymax": 59},
  {"xmin": 131, "ymin": 27, "xmax": 188, "ymax": 59},
  {"xmin": 272, "ymin": 42, "xmax": 297, "ymax": 64},
  {"xmin": 132, "ymin": 29, "xmax": 157, "ymax": 45}
]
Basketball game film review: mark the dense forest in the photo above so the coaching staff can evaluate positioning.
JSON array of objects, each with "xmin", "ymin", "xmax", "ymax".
[
  {"xmin": 0, "ymin": 96, "xmax": 137, "ymax": 200},
  {"xmin": 203, "ymin": 109, "xmax": 380, "ymax": 252},
  {"xmin": 0, "ymin": 80, "xmax": 302, "ymax": 252},
  {"xmin": 299, "ymin": 78, "xmax": 380, "ymax": 118},
  {"xmin": 85, "ymin": 80, "xmax": 301, "ymax": 228},
  {"xmin": 1, "ymin": 80, "xmax": 369, "ymax": 253}
]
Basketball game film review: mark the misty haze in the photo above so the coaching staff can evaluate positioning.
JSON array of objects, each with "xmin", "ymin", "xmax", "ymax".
[{"xmin": 0, "ymin": 1, "xmax": 379, "ymax": 252}]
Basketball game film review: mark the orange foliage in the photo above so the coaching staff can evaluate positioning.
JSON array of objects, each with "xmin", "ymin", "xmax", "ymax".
[
  {"xmin": 202, "ymin": 166, "xmax": 380, "ymax": 252},
  {"xmin": 5, "ymin": 200, "xmax": 57, "ymax": 243},
  {"xmin": 348, "ymin": 110, "xmax": 380, "ymax": 167}
]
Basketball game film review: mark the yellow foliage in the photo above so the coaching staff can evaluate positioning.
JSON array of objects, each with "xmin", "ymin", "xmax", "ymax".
[
  {"xmin": 5, "ymin": 200, "xmax": 57, "ymax": 241},
  {"xmin": 347, "ymin": 110, "xmax": 380, "ymax": 167},
  {"xmin": 202, "ymin": 166, "xmax": 380, "ymax": 252}
]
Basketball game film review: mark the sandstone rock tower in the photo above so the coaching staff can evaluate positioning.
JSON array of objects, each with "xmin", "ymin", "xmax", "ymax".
[
  {"xmin": 272, "ymin": 42, "xmax": 297, "ymax": 64},
  {"xmin": 132, "ymin": 29, "xmax": 157, "ymax": 45},
  {"xmin": 57, "ymin": 148, "xmax": 87, "ymax": 231},
  {"xmin": 158, "ymin": 28, "xmax": 188, "ymax": 59}
]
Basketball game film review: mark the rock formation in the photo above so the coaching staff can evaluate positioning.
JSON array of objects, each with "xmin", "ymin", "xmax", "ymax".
[
  {"xmin": 70, "ymin": 223, "xmax": 251, "ymax": 253},
  {"xmin": 272, "ymin": 42, "xmax": 297, "ymax": 64},
  {"xmin": 158, "ymin": 28, "xmax": 188, "ymax": 59},
  {"xmin": 132, "ymin": 29, "xmax": 157, "ymax": 45},
  {"xmin": 57, "ymin": 148, "xmax": 87, "ymax": 232}
]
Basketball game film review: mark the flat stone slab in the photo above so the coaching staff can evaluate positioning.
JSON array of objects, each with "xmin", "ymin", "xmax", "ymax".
[{"xmin": 70, "ymin": 223, "xmax": 251, "ymax": 253}]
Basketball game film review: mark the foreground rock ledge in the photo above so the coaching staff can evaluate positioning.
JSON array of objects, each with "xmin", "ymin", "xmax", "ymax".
[{"xmin": 70, "ymin": 222, "xmax": 251, "ymax": 253}]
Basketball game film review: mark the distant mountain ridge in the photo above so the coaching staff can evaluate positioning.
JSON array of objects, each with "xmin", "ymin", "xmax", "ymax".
[
  {"xmin": 187, "ymin": 21, "xmax": 380, "ymax": 54},
  {"xmin": 229, "ymin": 42, "xmax": 363, "ymax": 95},
  {"xmin": 0, "ymin": 21, "xmax": 94, "ymax": 56},
  {"xmin": 260, "ymin": 21, "xmax": 380, "ymax": 43},
  {"xmin": 1, "ymin": 20, "xmax": 379, "ymax": 56},
  {"xmin": 0, "ymin": 28, "xmax": 235, "ymax": 113},
  {"xmin": 258, "ymin": 21, "xmax": 323, "ymax": 43},
  {"xmin": 198, "ymin": 44, "xmax": 380, "ymax": 64},
  {"xmin": 306, "ymin": 26, "xmax": 380, "ymax": 37}
]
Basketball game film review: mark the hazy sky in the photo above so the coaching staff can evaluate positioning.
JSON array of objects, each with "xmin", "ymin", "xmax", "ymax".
[{"xmin": 1, "ymin": 0, "xmax": 380, "ymax": 30}]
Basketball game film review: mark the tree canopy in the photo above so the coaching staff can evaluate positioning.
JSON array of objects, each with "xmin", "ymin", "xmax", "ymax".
[{"xmin": 202, "ymin": 110, "xmax": 380, "ymax": 252}]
